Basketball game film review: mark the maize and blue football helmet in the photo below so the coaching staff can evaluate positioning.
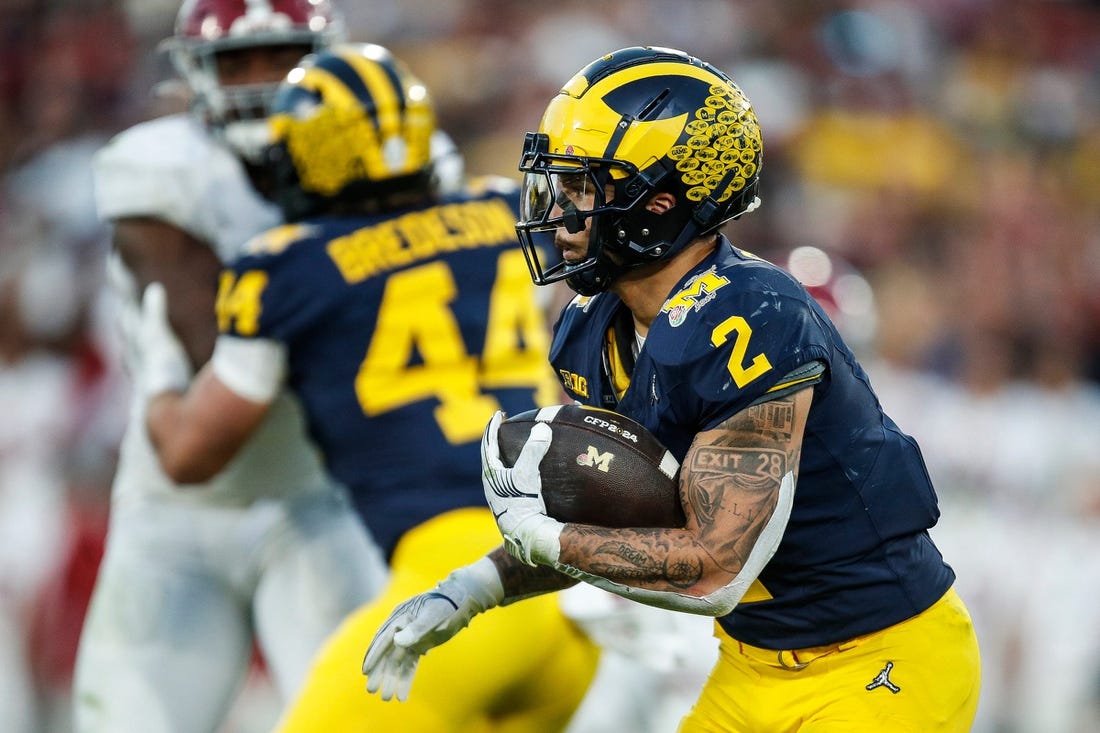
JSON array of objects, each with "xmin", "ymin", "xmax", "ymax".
[
  {"xmin": 517, "ymin": 46, "xmax": 763, "ymax": 295},
  {"xmin": 264, "ymin": 43, "xmax": 437, "ymax": 221}
]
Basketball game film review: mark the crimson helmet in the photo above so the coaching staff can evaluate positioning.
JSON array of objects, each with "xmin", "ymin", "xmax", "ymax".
[
  {"xmin": 516, "ymin": 47, "xmax": 763, "ymax": 296},
  {"xmin": 166, "ymin": 0, "xmax": 345, "ymax": 159}
]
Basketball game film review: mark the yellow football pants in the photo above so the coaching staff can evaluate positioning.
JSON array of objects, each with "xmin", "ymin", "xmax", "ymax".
[
  {"xmin": 680, "ymin": 586, "xmax": 981, "ymax": 732},
  {"xmin": 273, "ymin": 507, "xmax": 600, "ymax": 733}
]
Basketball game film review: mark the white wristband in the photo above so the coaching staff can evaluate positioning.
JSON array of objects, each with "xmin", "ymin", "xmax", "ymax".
[
  {"xmin": 449, "ymin": 556, "xmax": 506, "ymax": 611},
  {"xmin": 507, "ymin": 515, "xmax": 564, "ymax": 567}
]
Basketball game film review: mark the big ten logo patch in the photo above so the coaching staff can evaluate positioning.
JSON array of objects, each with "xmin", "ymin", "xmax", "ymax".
[{"xmin": 560, "ymin": 369, "xmax": 589, "ymax": 398}]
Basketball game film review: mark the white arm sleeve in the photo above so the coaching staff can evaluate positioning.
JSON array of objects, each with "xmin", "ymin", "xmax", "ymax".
[
  {"xmin": 210, "ymin": 335, "xmax": 287, "ymax": 404},
  {"xmin": 554, "ymin": 470, "xmax": 796, "ymax": 617}
]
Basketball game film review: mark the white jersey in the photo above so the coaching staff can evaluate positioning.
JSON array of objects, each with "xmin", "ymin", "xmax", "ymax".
[
  {"xmin": 93, "ymin": 113, "xmax": 331, "ymax": 506},
  {"xmin": 76, "ymin": 114, "xmax": 385, "ymax": 733}
]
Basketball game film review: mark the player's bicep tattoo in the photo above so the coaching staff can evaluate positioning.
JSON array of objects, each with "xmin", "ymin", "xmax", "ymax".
[
  {"xmin": 556, "ymin": 388, "xmax": 811, "ymax": 595},
  {"xmin": 686, "ymin": 447, "xmax": 786, "ymax": 523},
  {"xmin": 681, "ymin": 394, "xmax": 803, "ymax": 572}
]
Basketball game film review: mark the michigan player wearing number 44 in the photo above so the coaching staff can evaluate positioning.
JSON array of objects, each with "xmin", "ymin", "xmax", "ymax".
[
  {"xmin": 363, "ymin": 47, "xmax": 982, "ymax": 731},
  {"xmin": 140, "ymin": 43, "xmax": 600, "ymax": 732}
]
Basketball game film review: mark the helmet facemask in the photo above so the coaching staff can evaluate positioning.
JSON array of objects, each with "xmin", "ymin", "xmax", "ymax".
[
  {"xmin": 517, "ymin": 133, "xmax": 739, "ymax": 297},
  {"xmin": 166, "ymin": 0, "xmax": 346, "ymax": 161},
  {"xmin": 186, "ymin": 41, "xmax": 318, "ymax": 161},
  {"xmin": 518, "ymin": 134, "xmax": 648, "ymax": 296}
]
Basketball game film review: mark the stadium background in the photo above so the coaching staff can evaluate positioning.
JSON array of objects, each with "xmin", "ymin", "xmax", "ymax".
[{"xmin": 1, "ymin": 0, "xmax": 1098, "ymax": 731}]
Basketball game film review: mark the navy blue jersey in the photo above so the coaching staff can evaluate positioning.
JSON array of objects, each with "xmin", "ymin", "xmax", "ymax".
[
  {"xmin": 216, "ymin": 182, "xmax": 558, "ymax": 558},
  {"xmin": 549, "ymin": 237, "xmax": 954, "ymax": 648}
]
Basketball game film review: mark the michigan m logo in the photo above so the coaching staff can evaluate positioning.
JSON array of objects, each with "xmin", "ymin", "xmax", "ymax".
[{"xmin": 577, "ymin": 446, "xmax": 614, "ymax": 473}]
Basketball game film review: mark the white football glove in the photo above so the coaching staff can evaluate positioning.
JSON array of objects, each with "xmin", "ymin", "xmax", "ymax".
[
  {"xmin": 362, "ymin": 558, "xmax": 503, "ymax": 702},
  {"xmin": 138, "ymin": 282, "xmax": 192, "ymax": 397},
  {"xmin": 480, "ymin": 411, "xmax": 564, "ymax": 567}
]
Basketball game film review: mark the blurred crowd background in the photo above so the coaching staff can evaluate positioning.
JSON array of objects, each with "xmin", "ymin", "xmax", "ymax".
[{"xmin": 1, "ymin": 1, "xmax": 1099, "ymax": 731}]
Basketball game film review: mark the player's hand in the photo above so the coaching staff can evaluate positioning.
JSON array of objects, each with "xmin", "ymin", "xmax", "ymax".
[
  {"xmin": 481, "ymin": 411, "xmax": 564, "ymax": 566},
  {"xmin": 138, "ymin": 282, "xmax": 192, "ymax": 396},
  {"xmin": 362, "ymin": 558, "xmax": 503, "ymax": 702}
]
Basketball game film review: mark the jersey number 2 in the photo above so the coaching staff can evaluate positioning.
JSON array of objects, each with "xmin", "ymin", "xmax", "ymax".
[{"xmin": 710, "ymin": 315, "xmax": 772, "ymax": 388}]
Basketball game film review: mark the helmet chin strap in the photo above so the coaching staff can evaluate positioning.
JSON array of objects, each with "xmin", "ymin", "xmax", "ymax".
[
  {"xmin": 576, "ymin": 191, "xmax": 760, "ymax": 296},
  {"xmin": 563, "ymin": 231, "xmax": 623, "ymax": 296},
  {"xmin": 564, "ymin": 224, "xmax": 652, "ymax": 296}
]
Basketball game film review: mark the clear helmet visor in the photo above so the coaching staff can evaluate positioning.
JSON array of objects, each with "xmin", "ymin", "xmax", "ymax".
[
  {"xmin": 517, "ymin": 173, "xmax": 561, "ymax": 280},
  {"xmin": 520, "ymin": 170, "xmax": 552, "ymax": 223},
  {"xmin": 520, "ymin": 169, "xmax": 602, "ymax": 226}
]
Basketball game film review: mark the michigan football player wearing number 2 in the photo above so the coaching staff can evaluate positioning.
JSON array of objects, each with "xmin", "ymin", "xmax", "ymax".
[{"xmin": 364, "ymin": 47, "xmax": 982, "ymax": 732}]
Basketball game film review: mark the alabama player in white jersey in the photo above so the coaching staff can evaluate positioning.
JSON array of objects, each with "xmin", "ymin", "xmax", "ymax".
[{"xmin": 71, "ymin": 3, "xmax": 388, "ymax": 732}]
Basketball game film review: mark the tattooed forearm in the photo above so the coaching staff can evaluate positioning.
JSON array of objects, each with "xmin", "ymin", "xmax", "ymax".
[
  {"xmin": 560, "ymin": 526, "xmax": 708, "ymax": 589},
  {"xmin": 489, "ymin": 546, "xmax": 577, "ymax": 604},
  {"xmin": 586, "ymin": 536, "xmax": 705, "ymax": 589}
]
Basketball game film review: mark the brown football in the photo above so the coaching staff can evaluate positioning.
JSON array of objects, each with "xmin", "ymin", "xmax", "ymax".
[{"xmin": 497, "ymin": 404, "xmax": 685, "ymax": 528}]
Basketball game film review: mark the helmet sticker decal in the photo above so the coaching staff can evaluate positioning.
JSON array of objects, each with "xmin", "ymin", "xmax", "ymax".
[{"xmin": 675, "ymin": 83, "xmax": 761, "ymax": 203}]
